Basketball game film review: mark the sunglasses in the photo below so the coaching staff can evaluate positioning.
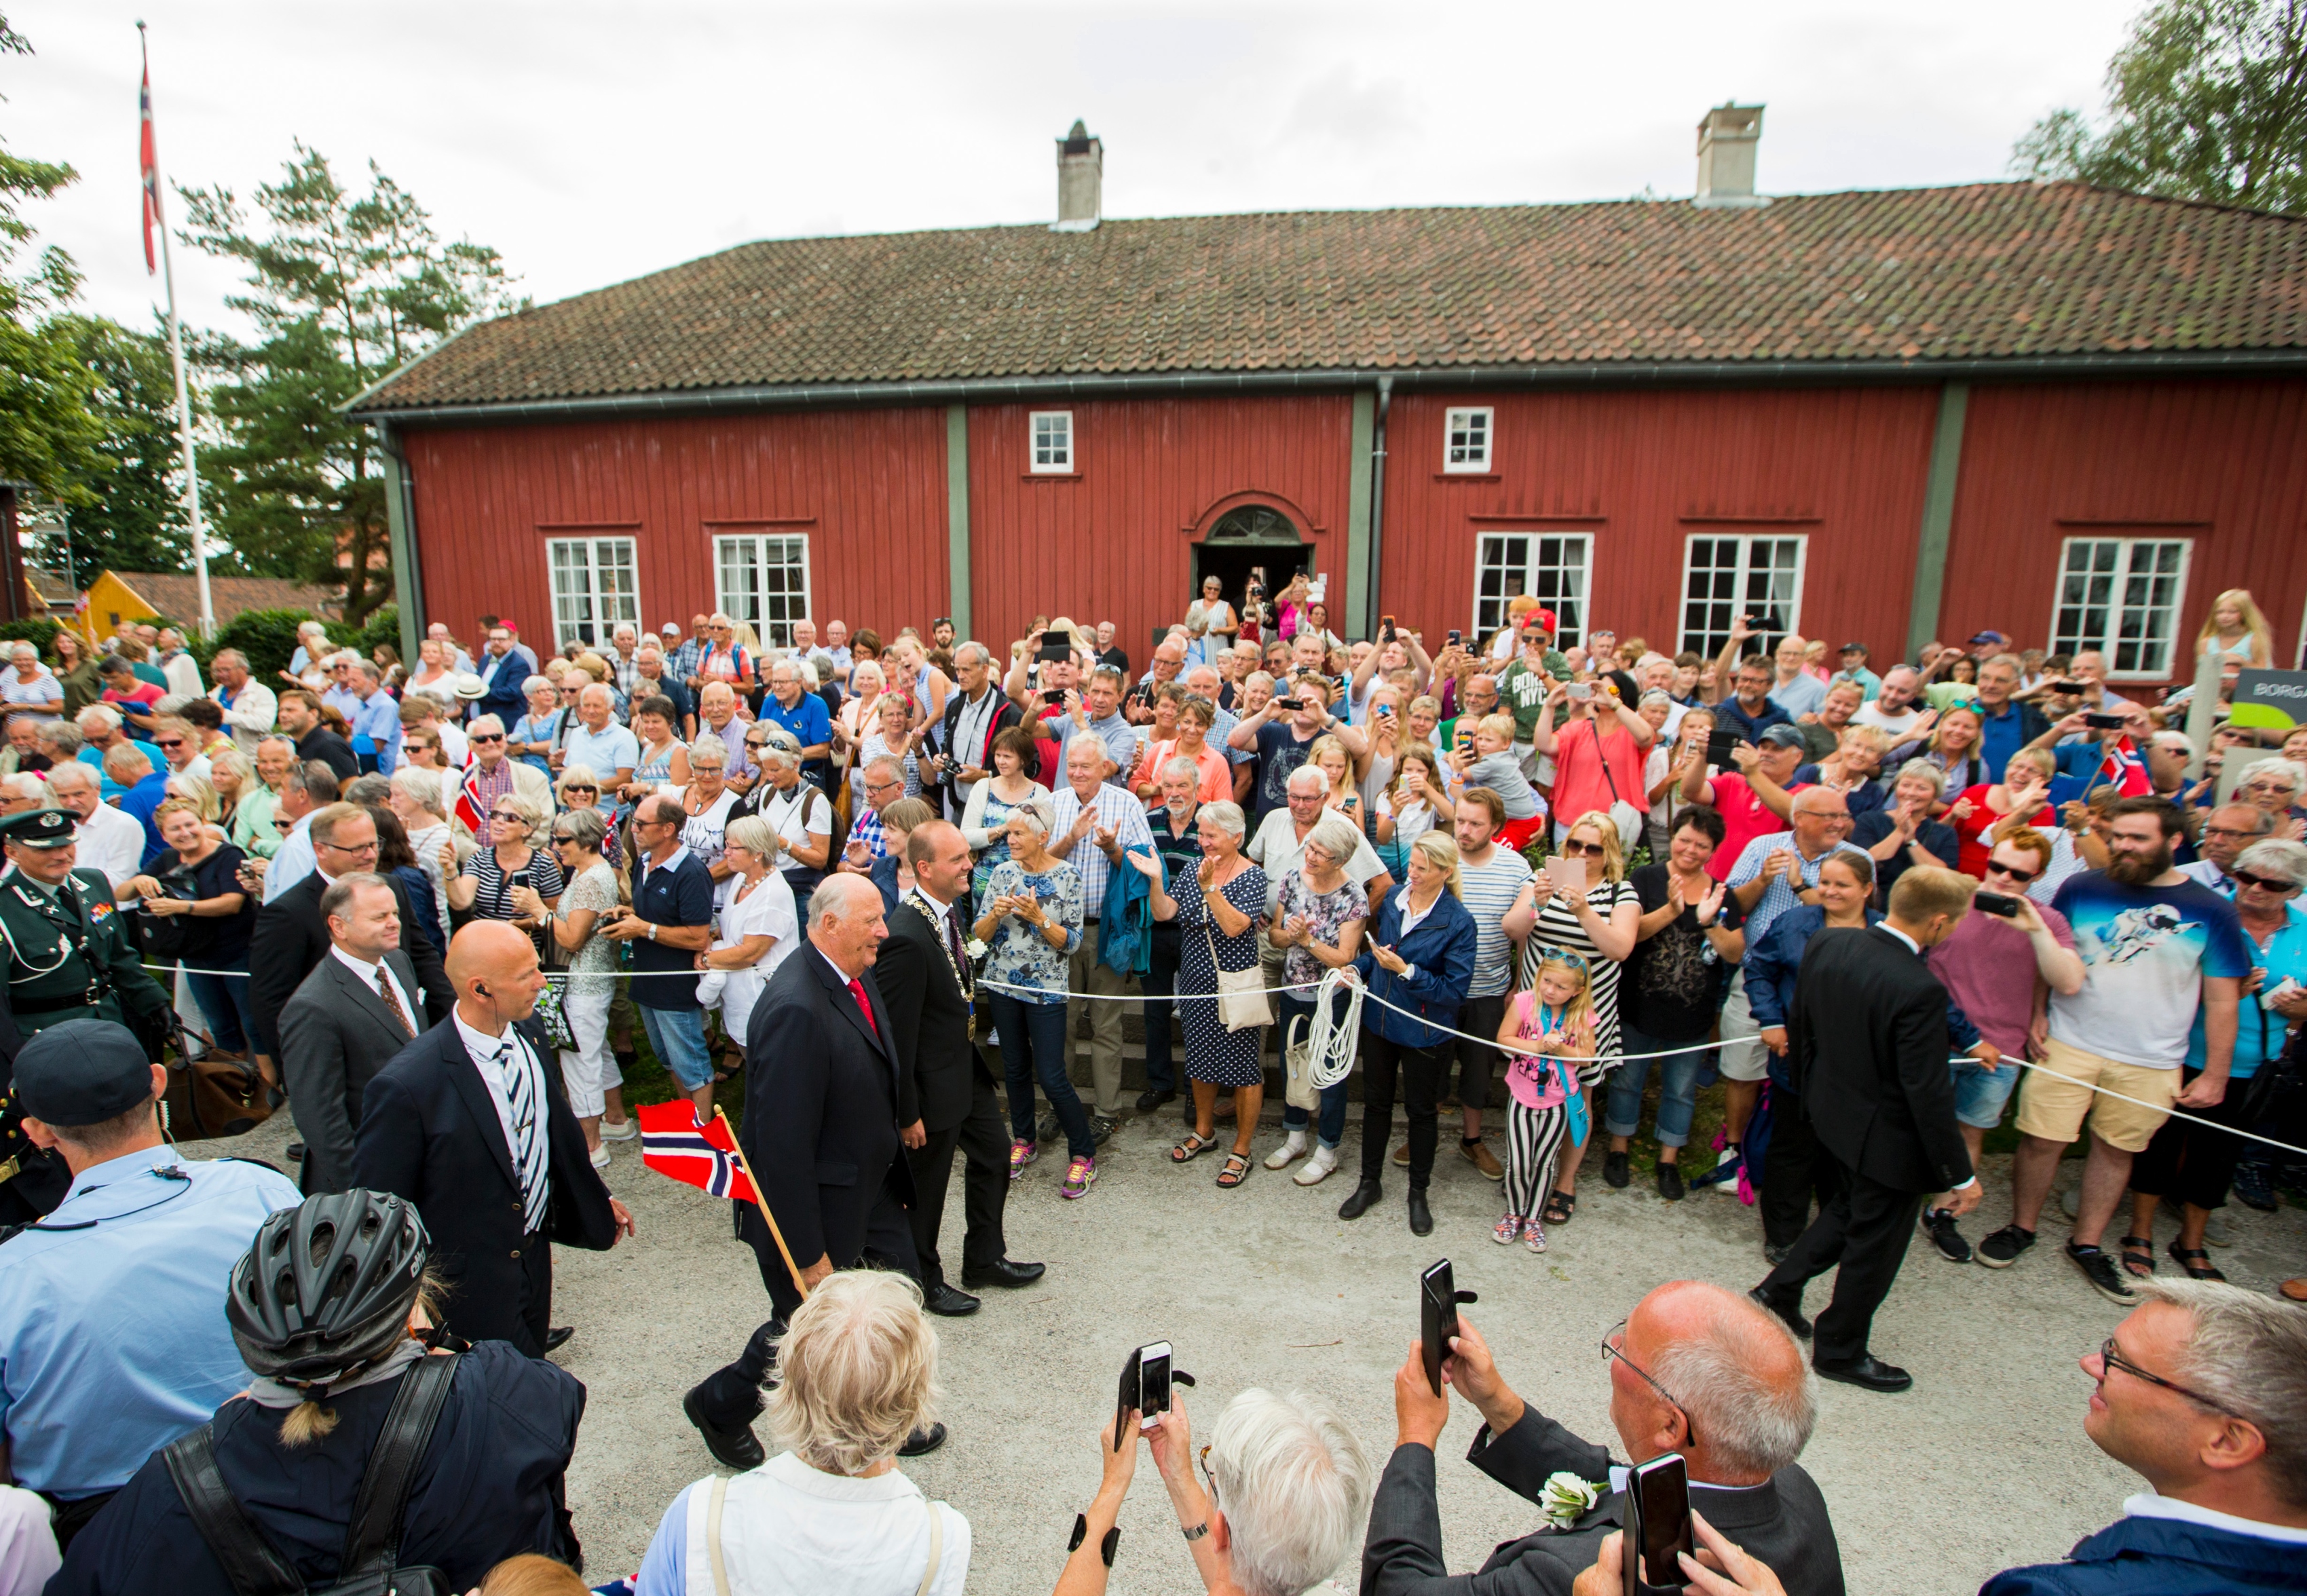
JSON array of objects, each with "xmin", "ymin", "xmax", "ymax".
[
  {"xmin": 1557, "ymin": 839, "xmax": 1605, "ymax": 857},
  {"xmin": 470, "ymin": 733, "xmax": 504, "ymax": 744},
  {"xmin": 1983, "ymin": 858, "xmax": 2043, "ymax": 884},
  {"xmin": 155, "ymin": 738, "xmax": 184, "ymax": 749},
  {"xmin": 564, "ymin": 785, "xmax": 597, "ymax": 795},
  {"xmin": 2233, "ymin": 867, "xmax": 2297, "ymax": 893}
]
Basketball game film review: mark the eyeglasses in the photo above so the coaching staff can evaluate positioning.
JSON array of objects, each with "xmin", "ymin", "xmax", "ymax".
[
  {"xmin": 2203, "ymin": 824, "xmax": 2259, "ymax": 841},
  {"xmin": 470, "ymin": 733, "xmax": 504, "ymax": 744},
  {"xmin": 2095, "ymin": 1336, "xmax": 2247, "ymax": 1420},
  {"xmin": 2233, "ymin": 867, "xmax": 2298, "ymax": 894},
  {"xmin": 1983, "ymin": 858, "xmax": 2043, "ymax": 884},
  {"xmin": 866, "ymin": 778, "xmax": 903, "ymax": 795},
  {"xmin": 1197, "ymin": 1444, "xmax": 1220, "ymax": 1506},
  {"xmin": 319, "ymin": 839, "xmax": 379, "ymax": 856},
  {"xmin": 1601, "ymin": 1320, "xmax": 1697, "ymax": 1445}
]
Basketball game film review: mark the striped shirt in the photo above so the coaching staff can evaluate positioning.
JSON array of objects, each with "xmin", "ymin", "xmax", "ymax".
[{"xmin": 1456, "ymin": 846, "xmax": 1535, "ymax": 998}]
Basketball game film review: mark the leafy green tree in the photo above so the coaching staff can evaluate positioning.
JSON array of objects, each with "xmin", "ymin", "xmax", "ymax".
[
  {"xmin": 181, "ymin": 145, "xmax": 517, "ymax": 622},
  {"xmin": 2013, "ymin": 0, "xmax": 2307, "ymax": 214},
  {"xmin": 0, "ymin": 15, "xmax": 104, "ymax": 500},
  {"xmin": 45, "ymin": 316, "xmax": 193, "ymax": 584}
]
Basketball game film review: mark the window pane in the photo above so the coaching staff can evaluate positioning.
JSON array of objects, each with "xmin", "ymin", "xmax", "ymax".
[
  {"xmin": 1678, "ymin": 536, "xmax": 1803, "ymax": 658},
  {"xmin": 2050, "ymin": 537, "xmax": 2189, "ymax": 677},
  {"xmin": 1472, "ymin": 531, "xmax": 1586, "ymax": 647}
]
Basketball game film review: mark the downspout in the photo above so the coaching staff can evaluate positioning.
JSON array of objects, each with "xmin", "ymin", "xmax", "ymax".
[
  {"xmin": 375, "ymin": 420, "xmax": 426, "ymax": 666},
  {"xmin": 1365, "ymin": 376, "xmax": 1393, "ymax": 641}
]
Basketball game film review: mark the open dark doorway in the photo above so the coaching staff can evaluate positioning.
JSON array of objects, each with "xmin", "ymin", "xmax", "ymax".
[{"xmin": 1191, "ymin": 505, "xmax": 1309, "ymax": 642}]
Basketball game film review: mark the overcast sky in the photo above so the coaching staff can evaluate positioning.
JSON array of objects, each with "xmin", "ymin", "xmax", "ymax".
[{"xmin": 18, "ymin": 0, "xmax": 2140, "ymax": 340}]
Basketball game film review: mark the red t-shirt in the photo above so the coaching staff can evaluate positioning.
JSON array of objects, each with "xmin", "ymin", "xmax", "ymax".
[
  {"xmin": 1703, "ymin": 773, "xmax": 1813, "ymax": 881},
  {"xmin": 1951, "ymin": 784, "xmax": 2057, "ymax": 879},
  {"xmin": 1550, "ymin": 718, "xmax": 1647, "ymax": 837}
]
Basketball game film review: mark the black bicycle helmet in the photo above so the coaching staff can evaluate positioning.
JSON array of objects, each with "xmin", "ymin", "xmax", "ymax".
[{"xmin": 229, "ymin": 1189, "xmax": 430, "ymax": 1388}]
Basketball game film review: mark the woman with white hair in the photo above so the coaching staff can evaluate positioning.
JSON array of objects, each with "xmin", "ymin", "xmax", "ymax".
[
  {"xmin": 508, "ymin": 674, "xmax": 565, "ymax": 776},
  {"xmin": 389, "ymin": 764, "xmax": 458, "ymax": 934},
  {"xmin": 666, "ymin": 734, "xmax": 740, "ymax": 905},
  {"xmin": 833, "ymin": 658, "xmax": 889, "ymax": 797},
  {"xmin": 1264, "ymin": 810, "xmax": 1370, "ymax": 1185},
  {"xmin": 1054, "ymin": 1386, "xmax": 1372, "ymax": 1596},
  {"xmin": 975, "ymin": 804, "xmax": 1096, "ymax": 1199},
  {"xmin": 513, "ymin": 804, "xmax": 629, "ymax": 1162},
  {"xmin": 281, "ymin": 618, "xmax": 330, "ymax": 684},
  {"xmin": 634, "ymin": 1270, "xmax": 967, "ymax": 1596},
  {"xmin": 2237, "ymin": 758, "xmax": 2307, "ymax": 841},
  {"xmin": 695, "ymin": 814, "xmax": 800, "ymax": 1062}
]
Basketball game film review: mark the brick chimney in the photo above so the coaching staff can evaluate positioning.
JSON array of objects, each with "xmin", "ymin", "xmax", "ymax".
[
  {"xmin": 1053, "ymin": 120, "xmax": 1102, "ymax": 233},
  {"xmin": 1693, "ymin": 104, "xmax": 1768, "ymax": 210}
]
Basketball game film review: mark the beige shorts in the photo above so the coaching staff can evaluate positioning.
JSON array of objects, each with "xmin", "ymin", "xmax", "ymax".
[
  {"xmin": 2013, "ymin": 1036, "xmax": 2179, "ymax": 1154},
  {"xmin": 1714, "ymin": 971, "xmax": 1770, "ymax": 1083}
]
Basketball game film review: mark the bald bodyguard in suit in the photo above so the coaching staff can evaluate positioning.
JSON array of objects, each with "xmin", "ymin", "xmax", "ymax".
[{"xmin": 683, "ymin": 873, "xmax": 941, "ymax": 1470}]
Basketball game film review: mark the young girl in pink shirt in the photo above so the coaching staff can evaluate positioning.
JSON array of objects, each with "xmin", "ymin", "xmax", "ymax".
[{"xmin": 1495, "ymin": 949, "xmax": 1596, "ymax": 1253}]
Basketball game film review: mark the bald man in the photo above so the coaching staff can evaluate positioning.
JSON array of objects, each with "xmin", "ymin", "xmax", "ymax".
[{"xmin": 354, "ymin": 922, "xmax": 631, "ymax": 1354}]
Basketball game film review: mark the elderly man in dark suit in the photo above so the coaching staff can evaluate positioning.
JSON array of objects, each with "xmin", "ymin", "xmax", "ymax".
[
  {"xmin": 247, "ymin": 803, "xmax": 452, "ymax": 1068},
  {"xmin": 352, "ymin": 920, "xmax": 631, "ymax": 1355},
  {"xmin": 1752, "ymin": 865, "xmax": 1981, "ymax": 1394},
  {"xmin": 874, "ymin": 819, "xmax": 1043, "ymax": 1316},
  {"xmin": 1366, "ymin": 1281, "xmax": 1843, "ymax": 1596},
  {"xmin": 278, "ymin": 873, "xmax": 432, "ymax": 1194},
  {"xmin": 683, "ymin": 873, "xmax": 941, "ymax": 1470}
]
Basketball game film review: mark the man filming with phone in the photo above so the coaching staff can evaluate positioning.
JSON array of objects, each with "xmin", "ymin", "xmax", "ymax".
[{"xmin": 1365, "ymin": 1280, "xmax": 1843, "ymax": 1596}]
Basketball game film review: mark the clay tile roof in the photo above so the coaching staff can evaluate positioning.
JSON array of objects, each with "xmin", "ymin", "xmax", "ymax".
[
  {"xmin": 110, "ymin": 573, "xmax": 341, "ymax": 626},
  {"xmin": 350, "ymin": 182, "xmax": 2307, "ymax": 414}
]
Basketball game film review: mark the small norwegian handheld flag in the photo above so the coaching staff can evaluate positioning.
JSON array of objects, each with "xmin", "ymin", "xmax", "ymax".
[
  {"xmin": 638, "ymin": 1101, "xmax": 758, "ymax": 1204},
  {"xmin": 2095, "ymin": 736, "xmax": 2152, "ymax": 799},
  {"xmin": 139, "ymin": 60, "xmax": 162, "ymax": 276}
]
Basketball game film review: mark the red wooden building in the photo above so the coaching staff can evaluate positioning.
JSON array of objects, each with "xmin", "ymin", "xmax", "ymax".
[{"xmin": 350, "ymin": 111, "xmax": 2307, "ymax": 688}]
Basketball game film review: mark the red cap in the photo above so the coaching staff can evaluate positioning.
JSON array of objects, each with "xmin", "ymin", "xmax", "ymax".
[{"xmin": 1522, "ymin": 609, "xmax": 1558, "ymax": 636}]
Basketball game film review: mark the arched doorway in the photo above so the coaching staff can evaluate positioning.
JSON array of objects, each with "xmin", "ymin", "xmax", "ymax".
[{"xmin": 1194, "ymin": 504, "xmax": 1309, "ymax": 616}]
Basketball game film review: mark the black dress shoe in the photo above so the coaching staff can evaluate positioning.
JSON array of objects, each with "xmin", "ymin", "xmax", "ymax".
[
  {"xmin": 899, "ymin": 1422, "xmax": 948, "ymax": 1457},
  {"xmin": 543, "ymin": 1326, "xmax": 574, "ymax": 1354},
  {"xmin": 923, "ymin": 1282, "xmax": 981, "ymax": 1317},
  {"xmin": 1136, "ymin": 1088, "xmax": 1177, "ymax": 1113},
  {"xmin": 683, "ymin": 1386, "xmax": 766, "ymax": 1470},
  {"xmin": 1813, "ymin": 1354, "xmax": 1913, "ymax": 1393},
  {"xmin": 1408, "ymin": 1187, "xmax": 1434, "ymax": 1237},
  {"xmin": 1338, "ymin": 1178, "xmax": 1383, "ymax": 1221},
  {"xmin": 286, "ymin": 1141, "xmax": 305, "ymax": 1162},
  {"xmin": 1655, "ymin": 1162, "xmax": 1685, "ymax": 1202},
  {"xmin": 1748, "ymin": 1287, "xmax": 1811, "ymax": 1340},
  {"xmin": 1602, "ymin": 1150, "xmax": 1630, "ymax": 1188},
  {"xmin": 961, "ymin": 1258, "xmax": 1047, "ymax": 1289}
]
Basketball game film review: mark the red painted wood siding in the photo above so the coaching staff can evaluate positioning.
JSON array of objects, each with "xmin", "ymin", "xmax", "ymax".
[
  {"xmin": 965, "ymin": 394, "xmax": 1357, "ymax": 653},
  {"xmin": 1378, "ymin": 387, "xmax": 1941, "ymax": 659},
  {"xmin": 400, "ymin": 408, "xmax": 950, "ymax": 646},
  {"xmin": 1940, "ymin": 379, "xmax": 2307, "ymax": 681}
]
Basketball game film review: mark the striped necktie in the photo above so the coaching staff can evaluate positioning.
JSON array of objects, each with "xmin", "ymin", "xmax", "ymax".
[{"xmin": 497, "ymin": 1038, "xmax": 550, "ymax": 1235}]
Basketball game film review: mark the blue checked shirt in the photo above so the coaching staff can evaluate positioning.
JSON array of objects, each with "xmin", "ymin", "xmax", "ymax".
[
  {"xmin": 1048, "ymin": 780, "xmax": 1155, "ymax": 913},
  {"xmin": 1726, "ymin": 830, "xmax": 1871, "ymax": 950}
]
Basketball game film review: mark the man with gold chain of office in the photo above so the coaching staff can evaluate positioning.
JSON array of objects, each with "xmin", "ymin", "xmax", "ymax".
[{"xmin": 0, "ymin": 807, "xmax": 171, "ymax": 1226}]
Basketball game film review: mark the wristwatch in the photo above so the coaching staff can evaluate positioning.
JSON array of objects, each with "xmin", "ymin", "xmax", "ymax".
[{"xmin": 648, "ymin": 923, "xmax": 658, "ymax": 941}]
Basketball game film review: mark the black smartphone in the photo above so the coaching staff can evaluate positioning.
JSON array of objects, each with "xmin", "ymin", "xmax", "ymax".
[
  {"xmin": 1704, "ymin": 730, "xmax": 1742, "ymax": 769},
  {"xmin": 1624, "ymin": 1453, "xmax": 1693, "ymax": 1592},
  {"xmin": 1419, "ymin": 1259, "xmax": 1459, "ymax": 1396},
  {"xmin": 2052, "ymin": 679, "xmax": 2087, "ymax": 693},
  {"xmin": 1039, "ymin": 638, "xmax": 1073, "ymax": 664},
  {"xmin": 508, "ymin": 870, "xmax": 531, "ymax": 892},
  {"xmin": 2083, "ymin": 712, "xmax": 2126, "ymax": 729},
  {"xmin": 1974, "ymin": 890, "xmax": 2021, "ymax": 918}
]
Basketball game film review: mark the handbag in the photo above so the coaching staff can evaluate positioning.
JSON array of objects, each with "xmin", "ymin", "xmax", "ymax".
[
  {"xmin": 1593, "ymin": 732, "xmax": 1646, "ymax": 856},
  {"xmin": 1200, "ymin": 890, "xmax": 1272, "ymax": 1033},
  {"xmin": 1283, "ymin": 1014, "xmax": 1319, "ymax": 1109}
]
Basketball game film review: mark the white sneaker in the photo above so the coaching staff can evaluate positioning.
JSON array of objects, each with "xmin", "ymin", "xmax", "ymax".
[
  {"xmin": 589, "ymin": 1143, "xmax": 612, "ymax": 1169},
  {"xmin": 1264, "ymin": 1132, "xmax": 1308, "ymax": 1171},
  {"xmin": 1294, "ymin": 1145, "xmax": 1338, "ymax": 1185},
  {"xmin": 598, "ymin": 1118, "xmax": 637, "ymax": 1142}
]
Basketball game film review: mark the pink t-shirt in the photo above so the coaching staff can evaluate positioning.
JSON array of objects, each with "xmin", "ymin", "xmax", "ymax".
[
  {"xmin": 1927, "ymin": 900, "xmax": 2076, "ymax": 1055},
  {"xmin": 1505, "ymin": 991, "xmax": 1587, "ymax": 1111}
]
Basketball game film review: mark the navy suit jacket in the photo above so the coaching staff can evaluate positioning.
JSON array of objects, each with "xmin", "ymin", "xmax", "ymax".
[
  {"xmin": 1979, "ymin": 1510, "xmax": 2302, "ymax": 1594},
  {"xmin": 476, "ymin": 645, "xmax": 538, "ymax": 726},
  {"xmin": 743, "ymin": 942, "xmax": 916, "ymax": 1274},
  {"xmin": 351, "ymin": 1013, "xmax": 616, "ymax": 1346}
]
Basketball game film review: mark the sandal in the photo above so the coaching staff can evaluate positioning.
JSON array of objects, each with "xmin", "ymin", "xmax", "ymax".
[
  {"xmin": 1216, "ymin": 1152, "xmax": 1252, "ymax": 1189},
  {"xmin": 1541, "ymin": 1191, "xmax": 1576, "ymax": 1226},
  {"xmin": 2118, "ymin": 1235, "xmax": 2157, "ymax": 1280},
  {"xmin": 1171, "ymin": 1131, "xmax": 1218, "ymax": 1164},
  {"xmin": 2167, "ymin": 1241, "xmax": 2227, "ymax": 1282}
]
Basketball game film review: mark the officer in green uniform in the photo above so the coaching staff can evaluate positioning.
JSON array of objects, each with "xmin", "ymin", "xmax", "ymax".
[{"xmin": 0, "ymin": 807, "xmax": 172, "ymax": 1225}]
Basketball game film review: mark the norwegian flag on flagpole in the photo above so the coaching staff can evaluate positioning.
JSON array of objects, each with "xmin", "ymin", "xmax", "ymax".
[
  {"xmin": 139, "ymin": 60, "xmax": 162, "ymax": 276},
  {"xmin": 638, "ymin": 1101, "xmax": 759, "ymax": 1204}
]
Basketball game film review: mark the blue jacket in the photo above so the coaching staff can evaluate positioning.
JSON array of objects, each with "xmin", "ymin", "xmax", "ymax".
[
  {"xmin": 1744, "ymin": 905, "xmax": 1978, "ymax": 1088},
  {"xmin": 1352, "ymin": 884, "xmax": 1476, "ymax": 1048},
  {"xmin": 1099, "ymin": 840, "xmax": 1155, "ymax": 978},
  {"xmin": 1979, "ymin": 1511, "xmax": 2304, "ymax": 1595}
]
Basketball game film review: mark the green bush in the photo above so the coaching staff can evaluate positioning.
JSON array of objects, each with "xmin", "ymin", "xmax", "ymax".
[
  {"xmin": 327, "ymin": 607, "xmax": 400, "ymax": 662},
  {"xmin": 210, "ymin": 608, "xmax": 319, "ymax": 684},
  {"xmin": 0, "ymin": 618, "xmax": 62, "ymax": 655}
]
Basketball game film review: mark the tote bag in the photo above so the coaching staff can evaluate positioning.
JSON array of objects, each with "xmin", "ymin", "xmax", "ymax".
[{"xmin": 1201, "ymin": 902, "xmax": 1273, "ymax": 1032}]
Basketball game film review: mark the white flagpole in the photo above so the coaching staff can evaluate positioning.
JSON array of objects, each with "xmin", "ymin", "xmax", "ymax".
[{"xmin": 139, "ymin": 22, "xmax": 214, "ymax": 641}]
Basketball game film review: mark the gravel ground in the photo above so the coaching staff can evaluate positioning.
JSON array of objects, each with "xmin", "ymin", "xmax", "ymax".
[{"xmin": 189, "ymin": 1102, "xmax": 2305, "ymax": 1596}]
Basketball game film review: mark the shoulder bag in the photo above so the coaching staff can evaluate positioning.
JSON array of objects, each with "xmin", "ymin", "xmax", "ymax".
[{"xmin": 1200, "ymin": 876, "xmax": 1272, "ymax": 1032}]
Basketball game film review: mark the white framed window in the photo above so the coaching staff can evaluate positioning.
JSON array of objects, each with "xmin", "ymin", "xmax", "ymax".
[
  {"xmin": 2050, "ymin": 536, "xmax": 2192, "ymax": 679},
  {"xmin": 715, "ymin": 533, "xmax": 812, "ymax": 649},
  {"xmin": 1030, "ymin": 411, "xmax": 1074, "ymax": 472},
  {"xmin": 1678, "ymin": 535, "xmax": 1806, "ymax": 659},
  {"xmin": 1474, "ymin": 532, "xmax": 1588, "ymax": 647},
  {"xmin": 1444, "ymin": 406, "xmax": 1493, "ymax": 472},
  {"xmin": 546, "ymin": 535, "xmax": 639, "ymax": 649}
]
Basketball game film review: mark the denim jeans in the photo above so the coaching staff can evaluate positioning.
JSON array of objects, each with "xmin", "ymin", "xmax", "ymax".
[
  {"xmin": 1605, "ymin": 1025, "xmax": 1707, "ymax": 1148},
  {"xmin": 185, "ymin": 968, "xmax": 257, "ymax": 1054},
  {"xmin": 1276, "ymin": 991, "xmax": 1351, "ymax": 1148},
  {"xmin": 640, "ymin": 1003, "xmax": 714, "ymax": 1091},
  {"xmin": 989, "ymin": 992, "xmax": 1094, "ymax": 1161}
]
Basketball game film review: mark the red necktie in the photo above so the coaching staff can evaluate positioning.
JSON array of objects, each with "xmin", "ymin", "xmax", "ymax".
[{"xmin": 848, "ymin": 976, "xmax": 878, "ymax": 1036}]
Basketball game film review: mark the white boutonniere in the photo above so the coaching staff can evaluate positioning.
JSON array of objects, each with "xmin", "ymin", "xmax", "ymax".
[
  {"xmin": 1537, "ymin": 1471, "xmax": 1602, "ymax": 1530},
  {"xmin": 964, "ymin": 937, "xmax": 988, "ymax": 961}
]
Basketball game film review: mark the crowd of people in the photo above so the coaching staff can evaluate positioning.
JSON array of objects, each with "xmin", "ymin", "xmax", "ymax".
[{"xmin": 0, "ymin": 582, "xmax": 2304, "ymax": 1595}]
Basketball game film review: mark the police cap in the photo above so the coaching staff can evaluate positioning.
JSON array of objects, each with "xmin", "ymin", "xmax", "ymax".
[
  {"xmin": 0, "ymin": 808, "xmax": 75, "ymax": 850},
  {"xmin": 14, "ymin": 1020, "xmax": 154, "ymax": 1127}
]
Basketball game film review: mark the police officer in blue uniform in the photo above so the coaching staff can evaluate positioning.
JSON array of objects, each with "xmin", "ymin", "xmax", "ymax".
[
  {"xmin": 0, "ymin": 1020, "xmax": 299, "ymax": 1549},
  {"xmin": 0, "ymin": 808, "xmax": 174, "ymax": 1227}
]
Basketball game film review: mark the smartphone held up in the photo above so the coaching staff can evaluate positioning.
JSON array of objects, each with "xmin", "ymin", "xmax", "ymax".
[
  {"xmin": 1115, "ymin": 1342, "xmax": 1195, "ymax": 1447},
  {"xmin": 1419, "ymin": 1259, "xmax": 1478, "ymax": 1396}
]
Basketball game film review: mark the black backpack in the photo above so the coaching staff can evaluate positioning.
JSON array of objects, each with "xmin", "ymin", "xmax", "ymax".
[{"xmin": 162, "ymin": 1352, "xmax": 459, "ymax": 1596}]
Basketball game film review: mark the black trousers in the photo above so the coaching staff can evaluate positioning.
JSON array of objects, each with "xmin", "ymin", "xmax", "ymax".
[
  {"xmin": 694, "ymin": 1182, "xmax": 918, "ymax": 1431},
  {"xmin": 1760, "ymin": 1084, "xmax": 1847, "ymax": 1250},
  {"xmin": 2130, "ymin": 1065, "xmax": 2255, "ymax": 1211},
  {"xmin": 906, "ymin": 1063, "xmax": 1010, "ymax": 1291},
  {"xmin": 1359, "ymin": 1029, "xmax": 1450, "ymax": 1187},
  {"xmin": 1759, "ymin": 1160, "xmax": 1925, "ymax": 1366}
]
